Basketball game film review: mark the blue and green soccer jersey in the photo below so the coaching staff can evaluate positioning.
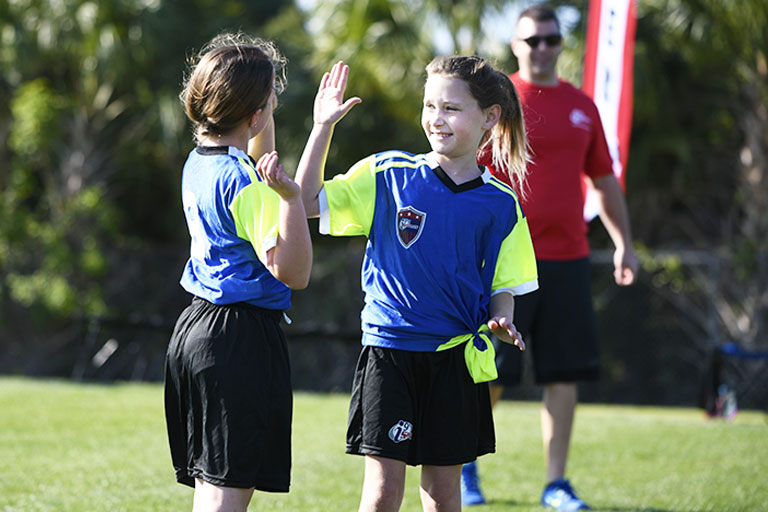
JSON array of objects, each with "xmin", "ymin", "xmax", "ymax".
[
  {"xmin": 320, "ymin": 150, "xmax": 538, "ymax": 352},
  {"xmin": 179, "ymin": 146, "xmax": 290, "ymax": 310}
]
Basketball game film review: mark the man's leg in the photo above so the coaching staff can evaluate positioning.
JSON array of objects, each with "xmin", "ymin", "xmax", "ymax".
[
  {"xmin": 461, "ymin": 362, "xmax": 514, "ymax": 505},
  {"xmin": 540, "ymin": 382, "xmax": 590, "ymax": 510},
  {"xmin": 460, "ymin": 459, "xmax": 485, "ymax": 506},
  {"xmin": 541, "ymin": 382, "xmax": 577, "ymax": 482},
  {"xmin": 461, "ymin": 383, "xmax": 504, "ymax": 506},
  {"xmin": 489, "ymin": 383, "xmax": 504, "ymax": 408}
]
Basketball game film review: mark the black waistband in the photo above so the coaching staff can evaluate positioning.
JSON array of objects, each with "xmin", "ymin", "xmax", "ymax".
[{"xmin": 191, "ymin": 296, "xmax": 283, "ymax": 323}]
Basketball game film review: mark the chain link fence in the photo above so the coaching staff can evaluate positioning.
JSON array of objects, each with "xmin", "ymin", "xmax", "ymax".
[{"xmin": 66, "ymin": 248, "xmax": 767, "ymax": 411}]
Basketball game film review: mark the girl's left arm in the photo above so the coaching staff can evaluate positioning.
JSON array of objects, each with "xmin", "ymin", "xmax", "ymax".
[{"xmin": 488, "ymin": 292, "xmax": 525, "ymax": 351}]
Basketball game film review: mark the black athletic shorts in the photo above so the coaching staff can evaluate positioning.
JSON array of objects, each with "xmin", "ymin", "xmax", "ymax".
[
  {"xmin": 494, "ymin": 258, "xmax": 600, "ymax": 385},
  {"xmin": 346, "ymin": 344, "xmax": 495, "ymax": 466},
  {"xmin": 164, "ymin": 297, "xmax": 292, "ymax": 492}
]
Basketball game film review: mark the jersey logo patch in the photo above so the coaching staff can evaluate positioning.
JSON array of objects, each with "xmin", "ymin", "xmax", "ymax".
[
  {"xmin": 396, "ymin": 206, "xmax": 426, "ymax": 249},
  {"xmin": 388, "ymin": 420, "xmax": 413, "ymax": 443}
]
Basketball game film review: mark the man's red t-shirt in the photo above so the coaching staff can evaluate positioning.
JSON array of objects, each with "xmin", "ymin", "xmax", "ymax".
[{"xmin": 482, "ymin": 73, "xmax": 613, "ymax": 260}]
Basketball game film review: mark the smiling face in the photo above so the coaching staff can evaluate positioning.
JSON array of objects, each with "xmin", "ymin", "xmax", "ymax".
[
  {"xmin": 512, "ymin": 16, "xmax": 562, "ymax": 85},
  {"xmin": 421, "ymin": 74, "xmax": 491, "ymax": 167}
]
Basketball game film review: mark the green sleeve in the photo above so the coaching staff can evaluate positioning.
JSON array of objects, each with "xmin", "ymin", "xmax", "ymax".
[
  {"xmin": 230, "ymin": 179, "xmax": 282, "ymax": 262},
  {"xmin": 492, "ymin": 201, "xmax": 539, "ymax": 295},
  {"xmin": 321, "ymin": 155, "xmax": 377, "ymax": 237}
]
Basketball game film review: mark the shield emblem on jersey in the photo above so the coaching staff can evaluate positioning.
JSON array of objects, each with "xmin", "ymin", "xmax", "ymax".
[{"xmin": 396, "ymin": 206, "xmax": 426, "ymax": 249}]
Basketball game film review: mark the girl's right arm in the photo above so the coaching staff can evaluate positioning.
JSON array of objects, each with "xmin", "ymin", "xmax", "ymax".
[
  {"xmin": 488, "ymin": 292, "xmax": 526, "ymax": 351},
  {"xmin": 256, "ymin": 151, "xmax": 312, "ymax": 289},
  {"xmin": 296, "ymin": 61, "xmax": 361, "ymax": 218}
]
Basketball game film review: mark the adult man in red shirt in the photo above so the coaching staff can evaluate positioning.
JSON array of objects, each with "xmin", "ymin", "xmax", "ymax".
[{"xmin": 461, "ymin": 4, "xmax": 638, "ymax": 510}]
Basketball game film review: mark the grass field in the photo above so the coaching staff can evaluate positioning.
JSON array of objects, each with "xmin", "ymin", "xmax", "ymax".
[{"xmin": 0, "ymin": 377, "xmax": 766, "ymax": 511}]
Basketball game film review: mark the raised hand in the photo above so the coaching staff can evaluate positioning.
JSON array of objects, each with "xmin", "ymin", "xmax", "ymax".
[
  {"xmin": 487, "ymin": 316, "xmax": 526, "ymax": 351},
  {"xmin": 314, "ymin": 61, "xmax": 362, "ymax": 126},
  {"xmin": 256, "ymin": 151, "xmax": 300, "ymax": 201}
]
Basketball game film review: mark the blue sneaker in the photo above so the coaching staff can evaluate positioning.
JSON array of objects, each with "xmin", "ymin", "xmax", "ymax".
[
  {"xmin": 541, "ymin": 478, "xmax": 591, "ymax": 511},
  {"xmin": 460, "ymin": 461, "xmax": 486, "ymax": 506}
]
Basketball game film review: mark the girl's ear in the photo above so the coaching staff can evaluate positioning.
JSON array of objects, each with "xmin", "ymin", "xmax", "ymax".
[
  {"xmin": 483, "ymin": 104, "xmax": 501, "ymax": 131},
  {"xmin": 250, "ymin": 109, "xmax": 263, "ymax": 128}
]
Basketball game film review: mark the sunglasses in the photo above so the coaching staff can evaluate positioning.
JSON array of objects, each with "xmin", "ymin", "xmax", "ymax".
[{"xmin": 521, "ymin": 34, "xmax": 563, "ymax": 48}]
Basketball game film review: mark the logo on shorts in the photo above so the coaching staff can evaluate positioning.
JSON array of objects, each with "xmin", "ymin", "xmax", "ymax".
[
  {"xmin": 388, "ymin": 420, "xmax": 413, "ymax": 443},
  {"xmin": 396, "ymin": 206, "xmax": 426, "ymax": 249}
]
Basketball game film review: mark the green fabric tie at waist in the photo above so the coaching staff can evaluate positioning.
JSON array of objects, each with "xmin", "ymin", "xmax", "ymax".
[{"xmin": 437, "ymin": 324, "xmax": 497, "ymax": 383}]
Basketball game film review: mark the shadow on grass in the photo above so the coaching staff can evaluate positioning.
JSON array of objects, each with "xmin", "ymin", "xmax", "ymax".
[
  {"xmin": 591, "ymin": 508, "xmax": 679, "ymax": 512},
  {"xmin": 487, "ymin": 500, "xmax": 678, "ymax": 512},
  {"xmin": 484, "ymin": 499, "xmax": 540, "ymax": 508}
]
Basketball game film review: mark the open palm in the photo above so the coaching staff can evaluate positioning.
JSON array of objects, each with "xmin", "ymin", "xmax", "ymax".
[
  {"xmin": 314, "ymin": 61, "xmax": 361, "ymax": 126},
  {"xmin": 488, "ymin": 316, "xmax": 526, "ymax": 351}
]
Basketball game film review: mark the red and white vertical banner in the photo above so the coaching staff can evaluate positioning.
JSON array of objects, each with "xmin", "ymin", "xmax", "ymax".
[{"xmin": 582, "ymin": 0, "xmax": 637, "ymax": 220}]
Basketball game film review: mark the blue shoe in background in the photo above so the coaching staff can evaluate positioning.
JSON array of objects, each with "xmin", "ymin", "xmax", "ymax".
[
  {"xmin": 460, "ymin": 461, "xmax": 486, "ymax": 506},
  {"xmin": 541, "ymin": 478, "xmax": 591, "ymax": 511}
]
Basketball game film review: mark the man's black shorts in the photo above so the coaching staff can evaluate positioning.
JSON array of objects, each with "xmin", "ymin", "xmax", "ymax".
[
  {"xmin": 346, "ymin": 345, "xmax": 495, "ymax": 466},
  {"xmin": 494, "ymin": 258, "xmax": 600, "ymax": 385},
  {"xmin": 164, "ymin": 297, "xmax": 292, "ymax": 492}
]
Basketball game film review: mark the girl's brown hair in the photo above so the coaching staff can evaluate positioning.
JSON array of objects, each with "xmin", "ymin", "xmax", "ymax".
[
  {"xmin": 180, "ymin": 33, "xmax": 286, "ymax": 143},
  {"xmin": 425, "ymin": 55, "xmax": 529, "ymax": 198}
]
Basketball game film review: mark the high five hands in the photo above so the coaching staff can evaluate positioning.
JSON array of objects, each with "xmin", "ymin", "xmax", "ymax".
[
  {"xmin": 487, "ymin": 316, "xmax": 526, "ymax": 351},
  {"xmin": 314, "ymin": 61, "xmax": 362, "ymax": 126}
]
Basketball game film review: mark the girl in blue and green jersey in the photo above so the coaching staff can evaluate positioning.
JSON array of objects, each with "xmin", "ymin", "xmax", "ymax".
[{"xmin": 295, "ymin": 59, "xmax": 538, "ymax": 512}]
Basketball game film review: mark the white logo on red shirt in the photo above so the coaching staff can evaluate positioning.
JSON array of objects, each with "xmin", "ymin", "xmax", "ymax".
[{"xmin": 569, "ymin": 108, "xmax": 592, "ymax": 131}]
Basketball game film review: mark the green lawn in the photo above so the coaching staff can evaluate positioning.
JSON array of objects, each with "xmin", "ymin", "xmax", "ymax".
[{"xmin": 0, "ymin": 377, "xmax": 765, "ymax": 511}]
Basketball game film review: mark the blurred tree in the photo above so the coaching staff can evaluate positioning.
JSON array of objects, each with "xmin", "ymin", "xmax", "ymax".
[
  {"xmin": 0, "ymin": 0, "xmax": 291, "ymax": 324},
  {"xmin": 627, "ymin": 0, "xmax": 768, "ymax": 349},
  {"xmin": 422, "ymin": 0, "xmax": 510, "ymax": 56}
]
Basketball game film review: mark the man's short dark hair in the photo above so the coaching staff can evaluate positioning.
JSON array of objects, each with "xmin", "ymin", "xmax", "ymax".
[{"xmin": 518, "ymin": 4, "xmax": 561, "ymax": 31}]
